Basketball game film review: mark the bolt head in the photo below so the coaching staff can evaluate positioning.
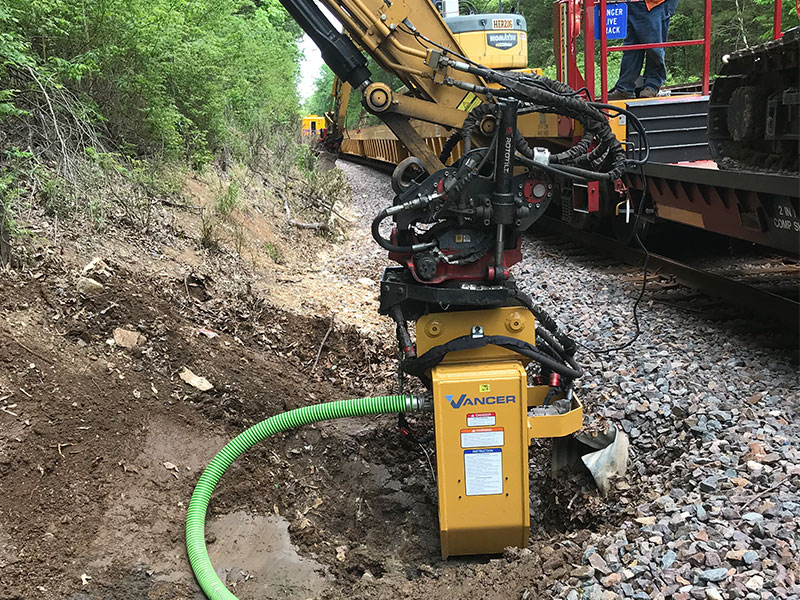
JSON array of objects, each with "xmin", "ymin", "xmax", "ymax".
[
  {"xmin": 426, "ymin": 320, "xmax": 442, "ymax": 337},
  {"xmin": 505, "ymin": 311, "xmax": 524, "ymax": 332}
]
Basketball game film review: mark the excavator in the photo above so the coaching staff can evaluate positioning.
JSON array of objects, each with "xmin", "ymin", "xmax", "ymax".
[{"xmin": 183, "ymin": 0, "xmax": 637, "ymax": 596}]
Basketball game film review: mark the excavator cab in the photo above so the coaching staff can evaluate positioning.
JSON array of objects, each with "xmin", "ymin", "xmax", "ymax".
[
  {"xmin": 444, "ymin": 14, "xmax": 527, "ymax": 69},
  {"xmin": 438, "ymin": 0, "xmax": 528, "ymax": 69}
]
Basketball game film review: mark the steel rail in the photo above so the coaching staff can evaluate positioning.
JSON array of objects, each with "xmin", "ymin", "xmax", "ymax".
[
  {"xmin": 535, "ymin": 217, "xmax": 800, "ymax": 330},
  {"xmin": 337, "ymin": 151, "xmax": 396, "ymax": 173}
]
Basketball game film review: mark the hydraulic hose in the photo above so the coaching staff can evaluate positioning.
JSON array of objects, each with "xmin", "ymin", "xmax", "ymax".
[
  {"xmin": 186, "ymin": 395, "xmax": 416, "ymax": 600},
  {"xmin": 402, "ymin": 333, "xmax": 584, "ymax": 380}
]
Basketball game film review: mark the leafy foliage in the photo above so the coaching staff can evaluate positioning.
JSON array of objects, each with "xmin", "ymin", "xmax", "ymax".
[
  {"xmin": 1, "ymin": 0, "xmax": 303, "ymax": 162},
  {"xmin": 304, "ymin": 58, "xmax": 403, "ymax": 128}
]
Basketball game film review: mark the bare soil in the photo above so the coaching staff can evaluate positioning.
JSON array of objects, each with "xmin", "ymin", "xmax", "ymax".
[{"xmin": 0, "ymin": 164, "xmax": 618, "ymax": 600}]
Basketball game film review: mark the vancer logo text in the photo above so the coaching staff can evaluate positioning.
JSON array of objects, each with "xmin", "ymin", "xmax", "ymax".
[{"xmin": 446, "ymin": 394, "xmax": 517, "ymax": 409}]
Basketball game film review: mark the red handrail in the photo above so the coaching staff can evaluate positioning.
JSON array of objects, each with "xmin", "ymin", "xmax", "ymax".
[
  {"xmin": 599, "ymin": 0, "xmax": 608, "ymax": 101},
  {"xmin": 566, "ymin": 0, "xmax": 791, "ymax": 100},
  {"xmin": 595, "ymin": 0, "xmax": 711, "ymax": 101}
]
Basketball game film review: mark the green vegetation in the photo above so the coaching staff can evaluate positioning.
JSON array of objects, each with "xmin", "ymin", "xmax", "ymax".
[
  {"xmin": 0, "ymin": 0, "xmax": 312, "ymax": 263},
  {"xmin": 264, "ymin": 241, "xmax": 284, "ymax": 264},
  {"xmin": 304, "ymin": 58, "xmax": 403, "ymax": 128},
  {"xmin": 1, "ymin": 0, "xmax": 302, "ymax": 162},
  {"xmin": 215, "ymin": 182, "xmax": 242, "ymax": 217}
]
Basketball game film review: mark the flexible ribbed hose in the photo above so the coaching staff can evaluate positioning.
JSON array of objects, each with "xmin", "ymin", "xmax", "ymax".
[{"xmin": 186, "ymin": 395, "xmax": 409, "ymax": 600}]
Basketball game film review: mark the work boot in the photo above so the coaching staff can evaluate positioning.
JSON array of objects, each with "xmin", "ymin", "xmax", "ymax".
[
  {"xmin": 639, "ymin": 87, "xmax": 659, "ymax": 98},
  {"xmin": 607, "ymin": 89, "xmax": 635, "ymax": 101}
]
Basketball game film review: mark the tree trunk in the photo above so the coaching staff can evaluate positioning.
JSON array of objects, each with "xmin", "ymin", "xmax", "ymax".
[{"xmin": 0, "ymin": 202, "xmax": 11, "ymax": 266}]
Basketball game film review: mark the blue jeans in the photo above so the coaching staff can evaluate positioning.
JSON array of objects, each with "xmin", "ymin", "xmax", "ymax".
[{"xmin": 613, "ymin": 0, "xmax": 678, "ymax": 93}]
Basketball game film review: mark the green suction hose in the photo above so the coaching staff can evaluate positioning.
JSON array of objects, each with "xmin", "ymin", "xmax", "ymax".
[{"xmin": 186, "ymin": 394, "xmax": 419, "ymax": 600}]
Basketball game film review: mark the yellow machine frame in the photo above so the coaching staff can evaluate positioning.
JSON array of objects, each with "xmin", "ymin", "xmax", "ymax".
[
  {"xmin": 418, "ymin": 307, "xmax": 582, "ymax": 558},
  {"xmin": 301, "ymin": 114, "xmax": 326, "ymax": 136}
]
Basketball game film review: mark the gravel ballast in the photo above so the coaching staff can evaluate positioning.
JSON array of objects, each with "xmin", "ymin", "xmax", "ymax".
[{"xmin": 338, "ymin": 160, "xmax": 799, "ymax": 599}]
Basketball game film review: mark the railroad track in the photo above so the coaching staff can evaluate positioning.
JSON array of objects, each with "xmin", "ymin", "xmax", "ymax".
[{"xmin": 533, "ymin": 217, "xmax": 800, "ymax": 336}]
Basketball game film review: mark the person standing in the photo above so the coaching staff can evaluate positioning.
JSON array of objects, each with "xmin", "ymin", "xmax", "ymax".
[{"xmin": 608, "ymin": 0, "xmax": 679, "ymax": 100}]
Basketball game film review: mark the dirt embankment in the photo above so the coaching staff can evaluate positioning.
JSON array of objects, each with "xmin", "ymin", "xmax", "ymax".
[{"xmin": 0, "ymin": 163, "xmax": 587, "ymax": 600}]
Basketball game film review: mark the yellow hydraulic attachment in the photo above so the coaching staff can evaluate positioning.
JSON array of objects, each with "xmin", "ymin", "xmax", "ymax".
[
  {"xmin": 418, "ymin": 307, "xmax": 582, "ymax": 558},
  {"xmin": 282, "ymin": 0, "xmax": 629, "ymax": 562}
]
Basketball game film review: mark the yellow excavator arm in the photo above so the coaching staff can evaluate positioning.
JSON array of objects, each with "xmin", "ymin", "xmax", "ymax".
[{"xmin": 284, "ymin": 0, "xmax": 493, "ymax": 170}]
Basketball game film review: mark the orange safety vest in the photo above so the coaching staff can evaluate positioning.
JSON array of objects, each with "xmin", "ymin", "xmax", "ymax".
[{"xmin": 644, "ymin": 0, "xmax": 668, "ymax": 10}]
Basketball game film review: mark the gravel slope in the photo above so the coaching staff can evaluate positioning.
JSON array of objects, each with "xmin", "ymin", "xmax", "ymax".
[{"xmin": 338, "ymin": 159, "xmax": 800, "ymax": 600}]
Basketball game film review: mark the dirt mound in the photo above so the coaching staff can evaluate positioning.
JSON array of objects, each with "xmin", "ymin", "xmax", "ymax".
[{"xmin": 0, "ymin": 254, "xmax": 411, "ymax": 598}]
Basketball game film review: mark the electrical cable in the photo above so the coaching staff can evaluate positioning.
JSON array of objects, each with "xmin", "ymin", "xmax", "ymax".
[{"xmin": 576, "ymin": 166, "xmax": 651, "ymax": 355}]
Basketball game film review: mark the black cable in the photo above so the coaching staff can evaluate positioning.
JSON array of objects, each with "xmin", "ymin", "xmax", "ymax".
[
  {"xmin": 403, "ymin": 333, "xmax": 584, "ymax": 380},
  {"xmin": 590, "ymin": 102, "xmax": 650, "ymax": 164},
  {"xmin": 401, "ymin": 22, "xmax": 645, "ymax": 178},
  {"xmin": 433, "ymin": 135, "xmax": 498, "ymax": 218},
  {"xmin": 577, "ymin": 167, "xmax": 651, "ymax": 355},
  {"xmin": 439, "ymin": 130, "xmax": 462, "ymax": 163}
]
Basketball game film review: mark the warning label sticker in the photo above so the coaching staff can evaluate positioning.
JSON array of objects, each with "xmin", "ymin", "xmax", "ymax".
[
  {"xmin": 467, "ymin": 412, "xmax": 496, "ymax": 427},
  {"xmin": 460, "ymin": 427, "xmax": 504, "ymax": 448},
  {"xmin": 457, "ymin": 92, "xmax": 482, "ymax": 113},
  {"xmin": 464, "ymin": 448, "xmax": 503, "ymax": 495}
]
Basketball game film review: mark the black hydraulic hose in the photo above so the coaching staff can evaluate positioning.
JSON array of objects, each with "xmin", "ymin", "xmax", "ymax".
[
  {"xmin": 536, "ymin": 326, "xmax": 582, "ymax": 375},
  {"xmin": 514, "ymin": 129, "xmax": 594, "ymax": 167},
  {"xmin": 443, "ymin": 135, "xmax": 498, "ymax": 205},
  {"xmin": 371, "ymin": 208, "xmax": 401, "ymax": 252},
  {"xmin": 444, "ymin": 78, "xmax": 627, "ymax": 181},
  {"xmin": 534, "ymin": 335, "xmax": 561, "ymax": 361},
  {"xmin": 490, "ymin": 75, "xmax": 626, "ymax": 179},
  {"xmin": 371, "ymin": 208, "xmax": 435, "ymax": 254},
  {"xmin": 590, "ymin": 102, "xmax": 651, "ymax": 165},
  {"xmin": 516, "ymin": 151, "xmax": 625, "ymax": 183},
  {"xmin": 554, "ymin": 131, "xmax": 593, "ymax": 164},
  {"xmin": 547, "ymin": 161, "xmax": 620, "ymax": 181},
  {"xmin": 515, "ymin": 154, "xmax": 590, "ymax": 184},
  {"xmin": 462, "ymin": 102, "xmax": 496, "ymax": 154},
  {"xmin": 512, "ymin": 289, "xmax": 577, "ymax": 357},
  {"xmin": 440, "ymin": 130, "xmax": 463, "ymax": 163},
  {"xmin": 403, "ymin": 333, "xmax": 583, "ymax": 380}
]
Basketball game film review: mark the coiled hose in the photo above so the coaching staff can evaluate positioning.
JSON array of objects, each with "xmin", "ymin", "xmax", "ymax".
[{"xmin": 186, "ymin": 395, "xmax": 412, "ymax": 600}]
